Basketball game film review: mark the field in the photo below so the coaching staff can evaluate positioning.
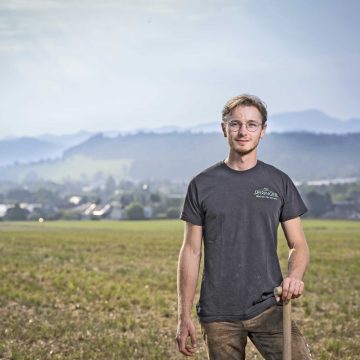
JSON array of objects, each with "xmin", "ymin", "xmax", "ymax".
[
  {"xmin": 5, "ymin": 154, "xmax": 132, "ymax": 182},
  {"xmin": 0, "ymin": 219, "xmax": 359, "ymax": 359}
]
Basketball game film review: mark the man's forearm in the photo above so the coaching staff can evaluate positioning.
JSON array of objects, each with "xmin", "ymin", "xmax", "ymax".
[
  {"xmin": 287, "ymin": 242, "xmax": 310, "ymax": 280},
  {"xmin": 177, "ymin": 245, "xmax": 201, "ymax": 320}
]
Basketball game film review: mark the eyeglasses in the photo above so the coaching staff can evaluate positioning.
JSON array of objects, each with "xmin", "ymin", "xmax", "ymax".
[{"xmin": 226, "ymin": 120, "xmax": 262, "ymax": 132}]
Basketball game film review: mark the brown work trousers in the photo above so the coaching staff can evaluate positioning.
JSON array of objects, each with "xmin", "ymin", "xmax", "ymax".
[{"xmin": 200, "ymin": 305, "xmax": 312, "ymax": 360}]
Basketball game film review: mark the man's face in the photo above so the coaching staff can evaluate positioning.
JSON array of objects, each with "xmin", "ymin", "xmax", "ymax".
[{"xmin": 221, "ymin": 105, "xmax": 266, "ymax": 156}]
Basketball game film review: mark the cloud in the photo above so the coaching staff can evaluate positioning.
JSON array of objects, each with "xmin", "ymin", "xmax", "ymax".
[
  {"xmin": 0, "ymin": 0, "xmax": 65, "ymax": 10},
  {"xmin": 0, "ymin": 0, "xmax": 359, "ymax": 137}
]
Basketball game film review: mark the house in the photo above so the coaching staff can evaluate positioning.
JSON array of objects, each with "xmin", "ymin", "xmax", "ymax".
[
  {"xmin": 64, "ymin": 202, "xmax": 93, "ymax": 220},
  {"xmin": 108, "ymin": 202, "xmax": 125, "ymax": 220},
  {"xmin": 91, "ymin": 204, "xmax": 112, "ymax": 219},
  {"xmin": 144, "ymin": 205, "xmax": 153, "ymax": 219},
  {"xmin": 320, "ymin": 201, "xmax": 360, "ymax": 220},
  {"xmin": 0, "ymin": 204, "xmax": 9, "ymax": 219}
]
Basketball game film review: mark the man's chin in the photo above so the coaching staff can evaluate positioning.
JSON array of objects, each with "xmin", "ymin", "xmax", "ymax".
[
  {"xmin": 235, "ymin": 149, "xmax": 255, "ymax": 156},
  {"xmin": 233, "ymin": 145, "xmax": 257, "ymax": 156}
]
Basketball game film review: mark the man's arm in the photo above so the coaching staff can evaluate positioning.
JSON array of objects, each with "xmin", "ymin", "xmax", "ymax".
[
  {"xmin": 280, "ymin": 216, "xmax": 310, "ymax": 302},
  {"xmin": 176, "ymin": 222, "xmax": 203, "ymax": 357}
]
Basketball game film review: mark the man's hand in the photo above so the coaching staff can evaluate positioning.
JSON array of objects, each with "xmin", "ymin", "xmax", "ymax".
[
  {"xmin": 176, "ymin": 317, "xmax": 197, "ymax": 356},
  {"xmin": 281, "ymin": 276, "xmax": 304, "ymax": 302}
]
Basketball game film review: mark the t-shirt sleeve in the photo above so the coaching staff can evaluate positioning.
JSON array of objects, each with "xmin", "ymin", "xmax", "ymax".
[
  {"xmin": 279, "ymin": 175, "xmax": 308, "ymax": 222},
  {"xmin": 179, "ymin": 178, "xmax": 204, "ymax": 226}
]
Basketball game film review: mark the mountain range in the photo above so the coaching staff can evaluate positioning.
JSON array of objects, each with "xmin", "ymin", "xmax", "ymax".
[
  {"xmin": 134, "ymin": 109, "xmax": 360, "ymax": 134},
  {"xmin": 1, "ymin": 109, "xmax": 359, "ymax": 183},
  {"xmin": 1, "ymin": 130, "xmax": 359, "ymax": 183},
  {"xmin": 0, "ymin": 131, "xmax": 93, "ymax": 167}
]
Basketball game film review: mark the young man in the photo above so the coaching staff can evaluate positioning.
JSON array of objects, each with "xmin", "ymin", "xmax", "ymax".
[{"xmin": 176, "ymin": 94, "xmax": 311, "ymax": 359}]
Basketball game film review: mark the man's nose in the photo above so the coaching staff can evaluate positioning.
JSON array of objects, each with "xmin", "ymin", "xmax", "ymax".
[{"xmin": 238, "ymin": 124, "xmax": 248, "ymax": 135}]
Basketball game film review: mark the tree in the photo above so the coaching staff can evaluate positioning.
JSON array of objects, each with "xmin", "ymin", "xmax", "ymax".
[
  {"xmin": 125, "ymin": 202, "xmax": 145, "ymax": 220},
  {"xmin": 121, "ymin": 193, "xmax": 134, "ymax": 207},
  {"xmin": 306, "ymin": 190, "xmax": 333, "ymax": 217},
  {"xmin": 27, "ymin": 207, "xmax": 46, "ymax": 221},
  {"xmin": 166, "ymin": 207, "xmax": 180, "ymax": 219},
  {"xmin": 5, "ymin": 204, "xmax": 30, "ymax": 221},
  {"xmin": 346, "ymin": 188, "xmax": 360, "ymax": 202},
  {"xmin": 150, "ymin": 193, "xmax": 161, "ymax": 203},
  {"xmin": 6, "ymin": 189, "xmax": 34, "ymax": 203},
  {"xmin": 105, "ymin": 176, "xmax": 117, "ymax": 197},
  {"xmin": 34, "ymin": 188, "xmax": 63, "ymax": 207},
  {"xmin": 118, "ymin": 179, "xmax": 135, "ymax": 191}
]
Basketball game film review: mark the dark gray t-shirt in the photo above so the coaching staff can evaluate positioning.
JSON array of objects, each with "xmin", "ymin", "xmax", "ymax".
[{"xmin": 179, "ymin": 159, "xmax": 308, "ymax": 323}]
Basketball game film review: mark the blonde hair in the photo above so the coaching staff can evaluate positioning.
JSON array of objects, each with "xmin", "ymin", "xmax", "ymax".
[{"xmin": 222, "ymin": 94, "xmax": 267, "ymax": 124}]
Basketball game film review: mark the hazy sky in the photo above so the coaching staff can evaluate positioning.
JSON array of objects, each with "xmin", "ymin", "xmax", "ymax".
[{"xmin": 1, "ymin": 0, "xmax": 359, "ymax": 138}]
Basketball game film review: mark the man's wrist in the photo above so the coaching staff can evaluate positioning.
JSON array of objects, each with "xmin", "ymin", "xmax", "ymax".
[
  {"xmin": 286, "ymin": 271, "xmax": 304, "ymax": 280},
  {"xmin": 178, "ymin": 311, "xmax": 192, "ymax": 321}
]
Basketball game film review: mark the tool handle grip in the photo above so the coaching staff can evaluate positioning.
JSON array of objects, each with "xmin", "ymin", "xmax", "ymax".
[
  {"xmin": 274, "ymin": 286, "xmax": 283, "ymax": 297},
  {"xmin": 274, "ymin": 286, "xmax": 292, "ymax": 304}
]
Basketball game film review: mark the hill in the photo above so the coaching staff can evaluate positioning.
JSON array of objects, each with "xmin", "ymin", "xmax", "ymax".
[
  {"xmin": 1, "ymin": 131, "xmax": 359, "ymax": 183},
  {"xmin": 2, "ymin": 109, "xmax": 360, "ymax": 168},
  {"xmin": 0, "ymin": 137, "xmax": 64, "ymax": 166}
]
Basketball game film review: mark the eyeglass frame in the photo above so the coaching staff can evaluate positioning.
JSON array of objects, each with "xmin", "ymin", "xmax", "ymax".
[{"xmin": 224, "ymin": 119, "xmax": 264, "ymax": 133}]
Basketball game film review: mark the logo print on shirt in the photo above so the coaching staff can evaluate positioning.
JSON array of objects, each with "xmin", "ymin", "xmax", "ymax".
[{"xmin": 253, "ymin": 187, "xmax": 279, "ymax": 200}]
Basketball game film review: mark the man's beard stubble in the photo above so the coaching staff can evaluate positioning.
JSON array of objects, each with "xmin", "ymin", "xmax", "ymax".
[{"xmin": 232, "ymin": 137, "xmax": 261, "ymax": 156}]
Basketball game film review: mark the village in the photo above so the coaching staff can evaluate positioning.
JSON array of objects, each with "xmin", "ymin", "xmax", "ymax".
[{"xmin": 1, "ymin": 175, "xmax": 359, "ymax": 221}]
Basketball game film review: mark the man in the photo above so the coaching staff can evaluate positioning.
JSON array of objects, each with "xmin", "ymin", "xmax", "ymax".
[{"xmin": 176, "ymin": 94, "xmax": 311, "ymax": 359}]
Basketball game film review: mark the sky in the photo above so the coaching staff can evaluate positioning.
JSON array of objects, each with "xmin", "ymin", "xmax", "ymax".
[{"xmin": 0, "ymin": 0, "xmax": 359, "ymax": 138}]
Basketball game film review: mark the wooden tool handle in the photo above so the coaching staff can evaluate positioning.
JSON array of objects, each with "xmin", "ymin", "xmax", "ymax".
[
  {"xmin": 274, "ymin": 286, "xmax": 283, "ymax": 298},
  {"xmin": 274, "ymin": 286, "xmax": 292, "ymax": 360}
]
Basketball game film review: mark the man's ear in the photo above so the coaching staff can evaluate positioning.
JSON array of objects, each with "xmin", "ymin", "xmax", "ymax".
[
  {"xmin": 221, "ymin": 122, "xmax": 227, "ymax": 137},
  {"xmin": 260, "ymin": 123, "xmax": 267, "ymax": 138}
]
